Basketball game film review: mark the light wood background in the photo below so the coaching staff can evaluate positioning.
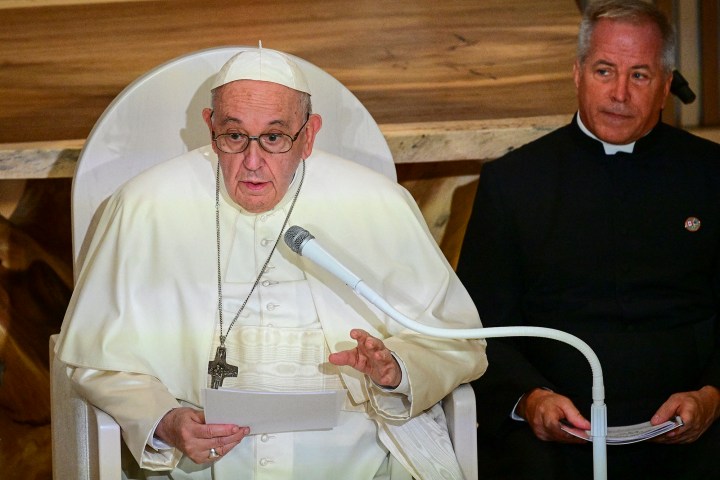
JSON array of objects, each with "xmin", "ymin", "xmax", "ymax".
[{"xmin": 0, "ymin": 0, "xmax": 581, "ymax": 144}]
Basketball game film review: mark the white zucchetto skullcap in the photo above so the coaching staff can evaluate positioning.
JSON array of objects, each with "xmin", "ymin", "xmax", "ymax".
[{"xmin": 211, "ymin": 42, "xmax": 311, "ymax": 95}]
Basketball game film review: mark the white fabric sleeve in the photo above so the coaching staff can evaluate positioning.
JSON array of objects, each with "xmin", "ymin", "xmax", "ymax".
[
  {"xmin": 510, "ymin": 395, "xmax": 526, "ymax": 421},
  {"xmin": 69, "ymin": 367, "xmax": 183, "ymax": 471}
]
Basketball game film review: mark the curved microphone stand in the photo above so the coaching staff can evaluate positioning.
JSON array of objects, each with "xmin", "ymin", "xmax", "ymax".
[{"xmin": 285, "ymin": 226, "xmax": 608, "ymax": 480}]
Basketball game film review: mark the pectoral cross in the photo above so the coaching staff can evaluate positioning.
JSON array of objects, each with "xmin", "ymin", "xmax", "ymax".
[{"xmin": 208, "ymin": 346, "xmax": 238, "ymax": 389}]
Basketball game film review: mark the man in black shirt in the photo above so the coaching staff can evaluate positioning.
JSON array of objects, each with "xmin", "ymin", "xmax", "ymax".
[{"xmin": 457, "ymin": 1, "xmax": 720, "ymax": 478}]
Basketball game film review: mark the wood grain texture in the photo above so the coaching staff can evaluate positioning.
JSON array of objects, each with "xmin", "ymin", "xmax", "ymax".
[{"xmin": 0, "ymin": 0, "xmax": 581, "ymax": 144}]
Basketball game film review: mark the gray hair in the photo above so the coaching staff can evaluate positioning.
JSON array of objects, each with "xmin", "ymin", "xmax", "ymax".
[{"xmin": 577, "ymin": 0, "xmax": 676, "ymax": 74}]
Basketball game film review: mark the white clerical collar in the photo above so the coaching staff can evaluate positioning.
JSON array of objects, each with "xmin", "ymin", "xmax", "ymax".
[{"xmin": 576, "ymin": 113, "xmax": 635, "ymax": 155}]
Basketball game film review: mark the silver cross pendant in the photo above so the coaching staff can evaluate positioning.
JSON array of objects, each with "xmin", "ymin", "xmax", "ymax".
[{"xmin": 208, "ymin": 345, "xmax": 238, "ymax": 389}]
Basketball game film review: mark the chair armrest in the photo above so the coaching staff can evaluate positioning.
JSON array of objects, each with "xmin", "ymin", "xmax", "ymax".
[
  {"xmin": 50, "ymin": 334, "xmax": 122, "ymax": 480},
  {"xmin": 89, "ymin": 405, "xmax": 121, "ymax": 480},
  {"xmin": 442, "ymin": 383, "xmax": 478, "ymax": 480}
]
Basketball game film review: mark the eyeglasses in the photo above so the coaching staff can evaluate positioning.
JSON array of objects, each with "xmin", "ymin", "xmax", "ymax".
[{"xmin": 211, "ymin": 116, "xmax": 310, "ymax": 154}]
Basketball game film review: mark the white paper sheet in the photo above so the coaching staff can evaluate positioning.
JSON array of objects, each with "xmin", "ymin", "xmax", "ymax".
[
  {"xmin": 560, "ymin": 416, "xmax": 684, "ymax": 445},
  {"xmin": 203, "ymin": 388, "xmax": 347, "ymax": 435}
]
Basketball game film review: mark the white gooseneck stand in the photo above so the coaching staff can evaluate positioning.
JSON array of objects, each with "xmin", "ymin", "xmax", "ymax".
[{"xmin": 284, "ymin": 226, "xmax": 608, "ymax": 480}]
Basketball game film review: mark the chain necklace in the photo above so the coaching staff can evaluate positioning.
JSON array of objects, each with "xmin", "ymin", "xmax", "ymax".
[{"xmin": 208, "ymin": 159, "xmax": 305, "ymax": 389}]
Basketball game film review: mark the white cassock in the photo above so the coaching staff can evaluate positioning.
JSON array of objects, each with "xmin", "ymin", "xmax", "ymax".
[{"xmin": 57, "ymin": 146, "xmax": 487, "ymax": 479}]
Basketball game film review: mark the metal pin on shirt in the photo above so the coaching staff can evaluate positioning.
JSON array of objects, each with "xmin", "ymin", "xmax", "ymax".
[{"xmin": 684, "ymin": 217, "xmax": 701, "ymax": 232}]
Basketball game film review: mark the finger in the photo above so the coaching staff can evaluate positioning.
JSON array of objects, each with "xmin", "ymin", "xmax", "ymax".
[
  {"xmin": 563, "ymin": 410, "xmax": 591, "ymax": 430},
  {"xmin": 328, "ymin": 350, "xmax": 358, "ymax": 368},
  {"xmin": 651, "ymin": 398, "xmax": 682, "ymax": 425},
  {"xmin": 213, "ymin": 427, "xmax": 250, "ymax": 447},
  {"xmin": 328, "ymin": 351, "xmax": 348, "ymax": 366},
  {"xmin": 201, "ymin": 427, "xmax": 250, "ymax": 463},
  {"xmin": 204, "ymin": 423, "xmax": 243, "ymax": 440},
  {"xmin": 350, "ymin": 329, "xmax": 368, "ymax": 342},
  {"xmin": 364, "ymin": 333, "xmax": 388, "ymax": 352},
  {"xmin": 213, "ymin": 432, "xmax": 247, "ymax": 459}
]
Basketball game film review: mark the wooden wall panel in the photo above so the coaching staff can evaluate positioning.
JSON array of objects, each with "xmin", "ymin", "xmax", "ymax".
[
  {"xmin": 701, "ymin": 0, "xmax": 720, "ymax": 125},
  {"xmin": 0, "ymin": 0, "xmax": 581, "ymax": 144}
]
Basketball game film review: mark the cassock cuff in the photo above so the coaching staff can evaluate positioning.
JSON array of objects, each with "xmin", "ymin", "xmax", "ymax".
[{"xmin": 510, "ymin": 395, "xmax": 525, "ymax": 422}]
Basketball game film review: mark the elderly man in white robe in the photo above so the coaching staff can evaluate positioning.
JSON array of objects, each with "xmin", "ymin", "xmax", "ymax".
[{"xmin": 56, "ymin": 47, "xmax": 487, "ymax": 480}]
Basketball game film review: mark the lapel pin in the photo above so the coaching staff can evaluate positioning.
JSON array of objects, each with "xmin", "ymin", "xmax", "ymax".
[{"xmin": 684, "ymin": 217, "xmax": 701, "ymax": 232}]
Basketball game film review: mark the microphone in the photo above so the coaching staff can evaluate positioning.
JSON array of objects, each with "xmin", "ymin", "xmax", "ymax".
[
  {"xmin": 284, "ymin": 224, "xmax": 609, "ymax": 480},
  {"xmin": 284, "ymin": 225, "xmax": 362, "ymax": 289},
  {"xmin": 670, "ymin": 69, "xmax": 696, "ymax": 104}
]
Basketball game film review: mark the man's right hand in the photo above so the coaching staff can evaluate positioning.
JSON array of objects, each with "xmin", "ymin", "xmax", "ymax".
[
  {"xmin": 517, "ymin": 388, "xmax": 591, "ymax": 443},
  {"xmin": 154, "ymin": 407, "xmax": 250, "ymax": 464}
]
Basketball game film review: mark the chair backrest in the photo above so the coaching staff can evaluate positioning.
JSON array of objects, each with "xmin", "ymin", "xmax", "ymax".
[{"xmin": 71, "ymin": 46, "xmax": 395, "ymax": 273}]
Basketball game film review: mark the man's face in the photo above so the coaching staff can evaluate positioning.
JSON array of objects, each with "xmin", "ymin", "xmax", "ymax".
[
  {"xmin": 574, "ymin": 18, "xmax": 672, "ymax": 145},
  {"xmin": 203, "ymin": 80, "xmax": 321, "ymax": 213}
]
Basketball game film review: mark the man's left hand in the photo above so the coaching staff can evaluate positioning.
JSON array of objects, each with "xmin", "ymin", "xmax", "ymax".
[
  {"xmin": 650, "ymin": 385, "xmax": 720, "ymax": 444},
  {"xmin": 329, "ymin": 329, "xmax": 401, "ymax": 388}
]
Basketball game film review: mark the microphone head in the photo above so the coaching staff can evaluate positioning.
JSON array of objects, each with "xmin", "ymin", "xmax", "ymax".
[
  {"xmin": 670, "ymin": 70, "xmax": 696, "ymax": 104},
  {"xmin": 284, "ymin": 225, "xmax": 314, "ymax": 255}
]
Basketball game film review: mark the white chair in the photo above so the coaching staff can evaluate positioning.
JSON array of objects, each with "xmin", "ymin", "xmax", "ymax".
[{"xmin": 51, "ymin": 46, "xmax": 477, "ymax": 480}]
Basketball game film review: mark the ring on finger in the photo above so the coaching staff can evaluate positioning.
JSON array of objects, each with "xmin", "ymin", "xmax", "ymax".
[{"xmin": 209, "ymin": 447, "xmax": 220, "ymax": 459}]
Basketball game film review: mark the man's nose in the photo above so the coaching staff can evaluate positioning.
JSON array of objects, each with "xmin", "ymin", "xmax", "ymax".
[
  {"xmin": 611, "ymin": 76, "xmax": 630, "ymax": 103},
  {"xmin": 242, "ymin": 140, "xmax": 265, "ymax": 170}
]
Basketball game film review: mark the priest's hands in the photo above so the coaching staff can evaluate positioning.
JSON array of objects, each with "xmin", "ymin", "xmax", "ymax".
[
  {"xmin": 650, "ymin": 385, "xmax": 720, "ymax": 444},
  {"xmin": 155, "ymin": 407, "xmax": 250, "ymax": 464},
  {"xmin": 517, "ymin": 387, "xmax": 591, "ymax": 444},
  {"xmin": 329, "ymin": 328, "xmax": 402, "ymax": 388}
]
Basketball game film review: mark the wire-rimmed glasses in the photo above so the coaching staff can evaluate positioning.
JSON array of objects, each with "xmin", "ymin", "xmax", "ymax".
[{"xmin": 212, "ymin": 116, "xmax": 310, "ymax": 154}]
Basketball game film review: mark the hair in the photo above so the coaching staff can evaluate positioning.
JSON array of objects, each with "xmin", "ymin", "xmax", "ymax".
[
  {"xmin": 210, "ymin": 86, "xmax": 312, "ymax": 119},
  {"xmin": 577, "ymin": 0, "xmax": 676, "ymax": 74},
  {"xmin": 299, "ymin": 92, "xmax": 313, "ymax": 118}
]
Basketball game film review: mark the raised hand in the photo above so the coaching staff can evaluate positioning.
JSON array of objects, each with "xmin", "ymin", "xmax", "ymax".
[{"xmin": 329, "ymin": 328, "xmax": 402, "ymax": 388}]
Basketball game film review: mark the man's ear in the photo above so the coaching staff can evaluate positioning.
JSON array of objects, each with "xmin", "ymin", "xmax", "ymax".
[
  {"xmin": 202, "ymin": 108, "xmax": 214, "ymax": 133},
  {"xmin": 301, "ymin": 113, "xmax": 323, "ymax": 159},
  {"xmin": 202, "ymin": 108, "xmax": 220, "ymax": 155}
]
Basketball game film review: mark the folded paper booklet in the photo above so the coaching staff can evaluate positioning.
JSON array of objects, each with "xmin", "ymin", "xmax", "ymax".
[
  {"xmin": 203, "ymin": 388, "xmax": 347, "ymax": 435},
  {"xmin": 560, "ymin": 416, "xmax": 684, "ymax": 445}
]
